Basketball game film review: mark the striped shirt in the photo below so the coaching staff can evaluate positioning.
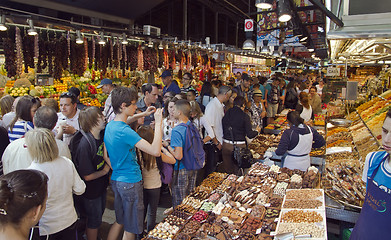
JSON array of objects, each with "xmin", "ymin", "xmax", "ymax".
[
  {"xmin": 362, "ymin": 151, "xmax": 391, "ymax": 194},
  {"xmin": 8, "ymin": 120, "xmax": 34, "ymax": 142}
]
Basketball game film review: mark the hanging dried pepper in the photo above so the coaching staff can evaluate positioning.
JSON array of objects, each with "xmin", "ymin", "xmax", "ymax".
[
  {"xmin": 192, "ymin": 51, "xmax": 198, "ymax": 68},
  {"xmin": 187, "ymin": 51, "xmax": 191, "ymax": 70},
  {"xmin": 137, "ymin": 45, "xmax": 144, "ymax": 71},
  {"xmin": 3, "ymin": 38, "xmax": 17, "ymax": 78},
  {"xmin": 169, "ymin": 49, "xmax": 176, "ymax": 70},
  {"xmin": 67, "ymin": 32, "xmax": 71, "ymax": 57},
  {"xmin": 127, "ymin": 45, "xmax": 137, "ymax": 71},
  {"xmin": 38, "ymin": 38, "xmax": 48, "ymax": 71},
  {"xmin": 164, "ymin": 49, "xmax": 169, "ymax": 69},
  {"xmin": 100, "ymin": 44, "xmax": 109, "ymax": 75},
  {"xmin": 113, "ymin": 42, "xmax": 119, "ymax": 69},
  {"xmin": 143, "ymin": 48, "xmax": 150, "ymax": 71},
  {"xmin": 70, "ymin": 41, "xmax": 86, "ymax": 76},
  {"xmin": 150, "ymin": 48, "xmax": 158, "ymax": 73},
  {"xmin": 47, "ymin": 40, "xmax": 55, "ymax": 76},
  {"xmin": 109, "ymin": 38, "xmax": 113, "ymax": 68},
  {"xmin": 34, "ymin": 35, "xmax": 39, "ymax": 60},
  {"xmin": 158, "ymin": 49, "xmax": 164, "ymax": 68},
  {"xmin": 15, "ymin": 27, "xmax": 23, "ymax": 76},
  {"xmin": 94, "ymin": 43, "xmax": 100, "ymax": 71},
  {"xmin": 88, "ymin": 39, "xmax": 93, "ymax": 69},
  {"xmin": 22, "ymin": 35, "xmax": 35, "ymax": 73},
  {"xmin": 84, "ymin": 38, "xmax": 88, "ymax": 71}
]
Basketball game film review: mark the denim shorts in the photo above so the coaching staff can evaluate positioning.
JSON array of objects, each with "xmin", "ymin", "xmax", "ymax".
[
  {"xmin": 82, "ymin": 191, "xmax": 106, "ymax": 229},
  {"xmin": 111, "ymin": 180, "xmax": 144, "ymax": 234}
]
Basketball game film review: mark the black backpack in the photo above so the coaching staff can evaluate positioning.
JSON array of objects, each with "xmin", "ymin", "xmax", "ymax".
[{"xmin": 69, "ymin": 130, "xmax": 97, "ymax": 170}]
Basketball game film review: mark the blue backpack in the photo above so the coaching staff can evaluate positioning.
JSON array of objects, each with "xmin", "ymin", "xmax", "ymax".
[{"xmin": 178, "ymin": 122, "xmax": 205, "ymax": 170}]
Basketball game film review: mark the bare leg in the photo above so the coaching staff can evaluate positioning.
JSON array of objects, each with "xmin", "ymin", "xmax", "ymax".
[
  {"xmin": 122, "ymin": 231, "xmax": 136, "ymax": 240},
  {"xmin": 86, "ymin": 228, "xmax": 98, "ymax": 240},
  {"xmin": 107, "ymin": 222, "xmax": 123, "ymax": 240}
]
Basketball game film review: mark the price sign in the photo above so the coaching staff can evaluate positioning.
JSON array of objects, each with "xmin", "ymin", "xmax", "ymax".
[
  {"xmin": 326, "ymin": 67, "xmax": 340, "ymax": 76},
  {"xmin": 245, "ymin": 19, "xmax": 253, "ymax": 32}
]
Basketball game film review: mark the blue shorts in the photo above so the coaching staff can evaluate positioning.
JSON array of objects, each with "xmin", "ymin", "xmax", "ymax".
[
  {"xmin": 111, "ymin": 180, "xmax": 144, "ymax": 234},
  {"xmin": 82, "ymin": 191, "xmax": 107, "ymax": 229}
]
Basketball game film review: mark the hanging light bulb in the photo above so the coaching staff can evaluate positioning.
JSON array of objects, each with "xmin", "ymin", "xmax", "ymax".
[
  {"xmin": 27, "ymin": 19, "xmax": 37, "ymax": 36},
  {"xmin": 278, "ymin": 0, "xmax": 292, "ymax": 22},
  {"xmin": 147, "ymin": 39, "xmax": 153, "ymax": 48},
  {"xmin": 242, "ymin": 39, "xmax": 255, "ymax": 50},
  {"xmin": 261, "ymin": 40, "xmax": 269, "ymax": 53},
  {"xmin": 255, "ymin": 0, "xmax": 273, "ymax": 9},
  {"xmin": 158, "ymin": 41, "xmax": 164, "ymax": 50},
  {"xmin": 98, "ymin": 32, "xmax": 106, "ymax": 45},
  {"xmin": 0, "ymin": 15, "xmax": 7, "ymax": 31},
  {"xmin": 75, "ymin": 30, "xmax": 84, "ymax": 44},
  {"xmin": 121, "ymin": 33, "xmax": 128, "ymax": 44}
]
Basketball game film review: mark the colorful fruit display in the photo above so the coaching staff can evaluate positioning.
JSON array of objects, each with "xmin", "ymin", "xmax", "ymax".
[{"xmin": 6, "ymin": 87, "xmax": 30, "ymax": 97}]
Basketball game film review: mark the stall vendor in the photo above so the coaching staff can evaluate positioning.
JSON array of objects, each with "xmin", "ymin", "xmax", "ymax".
[
  {"xmin": 350, "ymin": 109, "xmax": 391, "ymax": 239},
  {"xmin": 275, "ymin": 111, "xmax": 325, "ymax": 171}
]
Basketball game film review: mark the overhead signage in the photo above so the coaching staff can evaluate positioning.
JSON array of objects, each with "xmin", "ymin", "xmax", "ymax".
[
  {"xmin": 245, "ymin": 19, "xmax": 254, "ymax": 32},
  {"xmin": 326, "ymin": 67, "xmax": 341, "ymax": 76}
]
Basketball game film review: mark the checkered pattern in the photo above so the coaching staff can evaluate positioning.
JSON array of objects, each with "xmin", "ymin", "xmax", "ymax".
[{"xmin": 172, "ymin": 169, "xmax": 197, "ymax": 207}]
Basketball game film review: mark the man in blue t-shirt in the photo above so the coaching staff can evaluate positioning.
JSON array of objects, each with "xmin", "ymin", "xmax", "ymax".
[
  {"xmin": 163, "ymin": 99, "xmax": 197, "ymax": 207},
  {"xmin": 104, "ymin": 87, "xmax": 163, "ymax": 240},
  {"xmin": 162, "ymin": 70, "xmax": 181, "ymax": 96}
]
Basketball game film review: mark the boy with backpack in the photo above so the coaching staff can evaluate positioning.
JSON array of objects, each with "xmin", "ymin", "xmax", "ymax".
[
  {"xmin": 163, "ymin": 99, "xmax": 205, "ymax": 208},
  {"xmin": 71, "ymin": 106, "xmax": 110, "ymax": 240}
]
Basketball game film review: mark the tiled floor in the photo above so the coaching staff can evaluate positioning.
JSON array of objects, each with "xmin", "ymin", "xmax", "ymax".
[{"xmin": 98, "ymin": 186, "xmax": 172, "ymax": 239}]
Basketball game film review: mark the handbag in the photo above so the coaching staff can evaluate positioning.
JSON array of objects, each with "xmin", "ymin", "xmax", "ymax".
[{"xmin": 228, "ymin": 126, "xmax": 254, "ymax": 169}]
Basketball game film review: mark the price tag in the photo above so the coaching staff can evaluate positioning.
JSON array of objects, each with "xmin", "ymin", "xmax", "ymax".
[
  {"xmin": 274, "ymin": 218, "xmax": 279, "ymax": 222},
  {"xmin": 247, "ymin": 208, "xmax": 252, "ymax": 213},
  {"xmin": 256, "ymin": 228, "xmax": 262, "ymax": 234},
  {"xmin": 264, "ymin": 203, "xmax": 271, "ymax": 207},
  {"xmin": 270, "ymin": 231, "xmax": 276, "ymax": 236}
]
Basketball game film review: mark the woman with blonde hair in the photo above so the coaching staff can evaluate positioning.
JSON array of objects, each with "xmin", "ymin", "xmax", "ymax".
[
  {"xmin": 0, "ymin": 95, "xmax": 14, "ymax": 121},
  {"xmin": 26, "ymin": 128, "xmax": 85, "ymax": 240}
]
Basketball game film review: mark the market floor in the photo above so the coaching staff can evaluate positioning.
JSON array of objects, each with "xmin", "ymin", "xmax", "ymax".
[{"xmin": 98, "ymin": 186, "xmax": 172, "ymax": 240}]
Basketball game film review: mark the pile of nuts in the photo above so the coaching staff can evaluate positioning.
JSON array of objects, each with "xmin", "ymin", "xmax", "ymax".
[
  {"xmin": 281, "ymin": 210, "xmax": 323, "ymax": 223},
  {"xmin": 277, "ymin": 222, "xmax": 325, "ymax": 238},
  {"xmin": 201, "ymin": 172, "xmax": 227, "ymax": 189},
  {"xmin": 283, "ymin": 199, "xmax": 323, "ymax": 209},
  {"xmin": 148, "ymin": 222, "xmax": 178, "ymax": 239},
  {"xmin": 277, "ymin": 173, "xmax": 290, "ymax": 182},
  {"xmin": 302, "ymin": 170, "xmax": 319, "ymax": 188},
  {"xmin": 286, "ymin": 189, "xmax": 322, "ymax": 200}
]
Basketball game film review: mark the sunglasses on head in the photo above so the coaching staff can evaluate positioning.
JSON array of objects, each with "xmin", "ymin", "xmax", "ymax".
[{"xmin": 60, "ymin": 92, "xmax": 76, "ymax": 98}]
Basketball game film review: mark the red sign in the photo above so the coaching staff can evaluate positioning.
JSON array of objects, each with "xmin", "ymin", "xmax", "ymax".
[{"xmin": 245, "ymin": 19, "xmax": 253, "ymax": 32}]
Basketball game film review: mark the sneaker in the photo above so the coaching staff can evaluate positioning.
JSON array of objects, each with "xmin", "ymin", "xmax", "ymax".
[{"xmin": 163, "ymin": 207, "xmax": 173, "ymax": 215}]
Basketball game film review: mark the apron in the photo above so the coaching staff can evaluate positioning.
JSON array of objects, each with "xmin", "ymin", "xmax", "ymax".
[
  {"xmin": 350, "ymin": 155, "xmax": 391, "ymax": 240},
  {"xmin": 283, "ymin": 126, "xmax": 312, "ymax": 171}
]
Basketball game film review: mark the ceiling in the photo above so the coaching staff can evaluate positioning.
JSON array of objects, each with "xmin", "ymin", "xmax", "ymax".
[{"xmin": 0, "ymin": 0, "xmax": 329, "ymax": 64}]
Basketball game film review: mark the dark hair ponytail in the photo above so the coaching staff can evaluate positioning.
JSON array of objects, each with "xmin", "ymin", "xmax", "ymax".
[
  {"xmin": 0, "ymin": 170, "xmax": 48, "ymax": 226},
  {"xmin": 287, "ymin": 111, "xmax": 304, "ymax": 126}
]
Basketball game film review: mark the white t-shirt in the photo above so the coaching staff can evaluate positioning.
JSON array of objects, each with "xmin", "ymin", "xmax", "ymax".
[
  {"xmin": 2, "ymin": 138, "xmax": 71, "ymax": 174},
  {"xmin": 192, "ymin": 116, "xmax": 215, "ymax": 140},
  {"xmin": 204, "ymin": 97, "xmax": 225, "ymax": 144},
  {"xmin": 28, "ymin": 157, "xmax": 85, "ymax": 235},
  {"xmin": 56, "ymin": 109, "xmax": 80, "ymax": 145}
]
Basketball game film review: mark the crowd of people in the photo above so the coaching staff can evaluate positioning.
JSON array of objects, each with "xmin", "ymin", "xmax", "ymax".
[{"xmin": 0, "ymin": 69, "xmax": 369, "ymax": 240}]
